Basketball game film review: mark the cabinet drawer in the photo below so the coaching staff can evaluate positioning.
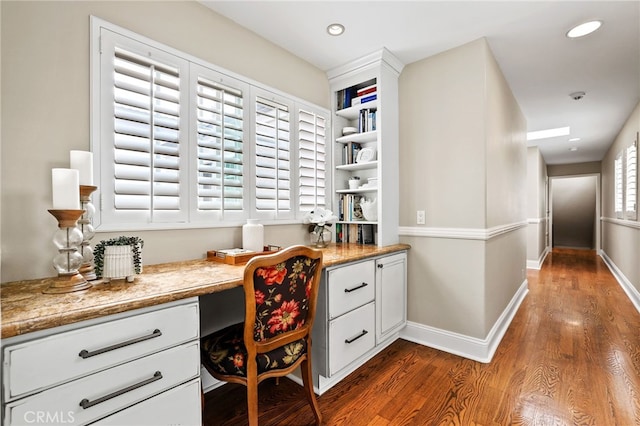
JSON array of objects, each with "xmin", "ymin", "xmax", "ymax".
[
  {"xmin": 93, "ymin": 378, "xmax": 201, "ymax": 426},
  {"xmin": 4, "ymin": 342, "xmax": 200, "ymax": 426},
  {"xmin": 328, "ymin": 260, "xmax": 375, "ymax": 319},
  {"xmin": 329, "ymin": 302, "xmax": 375, "ymax": 376},
  {"xmin": 3, "ymin": 301, "xmax": 199, "ymax": 400}
]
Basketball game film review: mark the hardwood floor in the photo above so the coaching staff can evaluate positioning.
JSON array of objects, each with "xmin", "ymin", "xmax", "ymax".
[{"xmin": 203, "ymin": 248, "xmax": 640, "ymax": 425}]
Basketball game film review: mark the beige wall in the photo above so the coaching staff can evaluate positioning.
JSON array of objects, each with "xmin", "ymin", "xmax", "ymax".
[
  {"xmin": 526, "ymin": 147, "xmax": 548, "ymax": 265},
  {"xmin": 399, "ymin": 38, "xmax": 527, "ymax": 339},
  {"xmin": 601, "ymin": 101, "xmax": 640, "ymax": 293},
  {"xmin": 548, "ymin": 161, "xmax": 601, "ymax": 177},
  {"xmin": 399, "ymin": 39, "xmax": 486, "ymax": 230},
  {"xmin": 0, "ymin": 1, "xmax": 329, "ymax": 282}
]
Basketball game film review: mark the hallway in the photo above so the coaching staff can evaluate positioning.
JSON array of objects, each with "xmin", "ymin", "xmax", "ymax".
[{"xmin": 203, "ymin": 248, "xmax": 640, "ymax": 425}]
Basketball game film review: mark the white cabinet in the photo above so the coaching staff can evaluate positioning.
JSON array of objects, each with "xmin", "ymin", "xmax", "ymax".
[
  {"xmin": 1, "ymin": 299, "xmax": 201, "ymax": 426},
  {"xmin": 375, "ymin": 252, "xmax": 407, "ymax": 344},
  {"xmin": 312, "ymin": 251, "xmax": 407, "ymax": 394},
  {"xmin": 328, "ymin": 48, "xmax": 404, "ymax": 247}
]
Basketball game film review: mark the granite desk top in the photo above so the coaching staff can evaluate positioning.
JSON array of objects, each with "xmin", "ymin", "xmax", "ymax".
[{"xmin": 1, "ymin": 243, "xmax": 410, "ymax": 339}]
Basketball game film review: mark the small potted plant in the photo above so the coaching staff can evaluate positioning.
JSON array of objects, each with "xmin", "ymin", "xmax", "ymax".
[{"xmin": 94, "ymin": 236, "xmax": 144, "ymax": 282}]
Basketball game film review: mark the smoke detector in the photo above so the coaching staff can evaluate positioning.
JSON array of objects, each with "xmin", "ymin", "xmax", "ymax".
[{"xmin": 570, "ymin": 91, "xmax": 586, "ymax": 101}]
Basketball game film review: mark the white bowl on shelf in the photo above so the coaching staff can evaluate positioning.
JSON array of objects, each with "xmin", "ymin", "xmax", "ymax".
[{"xmin": 342, "ymin": 126, "xmax": 357, "ymax": 136}]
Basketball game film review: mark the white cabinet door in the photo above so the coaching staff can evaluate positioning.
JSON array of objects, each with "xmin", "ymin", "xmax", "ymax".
[{"xmin": 375, "ymin": 252, "xmax": 407, "ymax": 344}]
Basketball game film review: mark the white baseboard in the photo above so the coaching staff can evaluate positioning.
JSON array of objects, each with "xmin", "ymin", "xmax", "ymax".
[
  {"xmin": 400, "ymin": 279, "xmax": 529, "ymax": 363},
  {"xmin": 527, "ymin": 247, "xmax": 549, "ymax": 270},
  {"xmin": 600, "ymin": 251, "xmax": 640, "ymax": 314}
]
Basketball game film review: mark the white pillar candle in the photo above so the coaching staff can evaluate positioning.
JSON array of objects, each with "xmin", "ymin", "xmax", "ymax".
[
  {"xmin": 52, "ymin": 168, "xmax": 80, "ymax": 209},
  {"xmin": 70, "ymin": 150, "xmax": 93, "ymax": 186}
]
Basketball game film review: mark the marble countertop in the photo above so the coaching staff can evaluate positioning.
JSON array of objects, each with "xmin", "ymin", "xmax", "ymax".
[{"xmin": 1, "ymin": 243, "xmax": 410, "ymax": 339}]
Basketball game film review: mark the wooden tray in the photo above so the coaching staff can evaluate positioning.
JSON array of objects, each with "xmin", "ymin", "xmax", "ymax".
[{"xmin": 206, "ymin": 248, "xmax": 280, "ymax": 265}]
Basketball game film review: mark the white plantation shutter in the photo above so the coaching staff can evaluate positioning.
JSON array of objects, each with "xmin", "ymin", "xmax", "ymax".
[
  {"xmin": 100, "ymin": 30, "xmax": 189, "ymax": 226},
  {"xmin": 194, "ymin": 72, "xmax": 246, "ymax": 217},
  {"xmin": 615, "ymin": 151, "xmax": 624, "ymax": 218},
  {"xmin": 94, "ymin": 20, "xmax": 330, "ymax": 229},
  {"xmin": 254, "ymin": 95, "xmax": 292, "ymax": 219},
  {"xmin": 298, "ymin": 108, "xmax": 328, "ymax": 212},
  {"xmin": 626, "ymin": 137, "xmax": 638, "ymax": 219}
]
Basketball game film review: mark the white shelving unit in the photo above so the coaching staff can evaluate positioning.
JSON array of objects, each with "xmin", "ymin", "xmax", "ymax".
[{"xmin": 328, "ymin": 48, "xmax": 403, "ymax": 246}]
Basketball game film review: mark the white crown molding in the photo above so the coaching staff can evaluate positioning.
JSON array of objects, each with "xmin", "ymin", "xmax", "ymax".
[
  {"xmin": 399, "ymin": 221, "xmax": 527, "ymax": 241},
  {"xmin": 326, "ymin": 47, "xmax": 404, "ymax": 80},
  {"xmin": 400, "ymin": 280, "xmax": 529, "ymax": 363},
  {"xmin": 601, "ymin": 216, "xmax": 640, "ymax": 230}
]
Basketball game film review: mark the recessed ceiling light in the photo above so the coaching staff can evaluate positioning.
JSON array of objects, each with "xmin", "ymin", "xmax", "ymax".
[
  {"xmin": 327, "ymin": 23, "xmax": 345, "ymax": 36},
  {"xmin": 567, "ymin": 20, "xmax": 602, "ymax": 38},
  {"xmin": 527, "ymin": 126, "xmax": 570, "ymax": 141},
  {"xmin": 569, "ymin": 137, "xmax": 581, "ymax": 142},
  {"xmin": 569, "ymin": 147, "xmax": 579, "ymax": 151}
]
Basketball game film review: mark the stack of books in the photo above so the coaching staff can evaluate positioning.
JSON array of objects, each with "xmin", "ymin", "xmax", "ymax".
[
  {"xmin": 336, "ymin": 82, "xmax": 377, "ymax": 110},
  {"xmin": 350, "ymin": 84, "xmax": 377, "ymax": 107}
]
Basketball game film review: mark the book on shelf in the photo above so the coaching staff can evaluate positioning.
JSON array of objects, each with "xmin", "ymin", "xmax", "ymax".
[
  {"xmin": 351, "ymin": 92, "xmax": 377, "ymax": 106},
  {"xmin": 356, "ymin": 84, "xmax": 377, "ymax": 97},
  {"xmin": 338, "ymin": 194, "xmax": 365, "ymax": 221},
  {"xmin": 334, "ymin": 223, "xmax": 375, "ymax": 245},
  {"xmin": 342, "ymin": 142, "xmax": 362, "ymax": 165},
  {"xmin": 358, "ymin": 109, "xmax": 377, "ymax": 133}
]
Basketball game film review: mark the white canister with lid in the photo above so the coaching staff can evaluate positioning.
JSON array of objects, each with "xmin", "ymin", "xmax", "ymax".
[{"xmin": 242, "ymin": 219, "xmax": 264, "ymax": 252}]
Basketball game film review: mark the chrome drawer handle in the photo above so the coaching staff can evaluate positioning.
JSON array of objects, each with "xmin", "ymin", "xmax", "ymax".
[
  {"xmin": 344, "ymin": 282, "xmax": 368, "ymax": 293},
  {"xmin": 345, "ymin": 329, "xmax": 368, "ymax": 344},
  {"xmin": 80, "ymin": 371, "xmax": 162, "ymax": 409},
  {"xmin": 79, "ymin": 329, "xmax": 162, "ymax": 359}
]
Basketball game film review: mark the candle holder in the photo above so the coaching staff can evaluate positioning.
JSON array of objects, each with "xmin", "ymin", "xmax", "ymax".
[
  {"xmin": 78, "ymin": 185, "xmax": 98, "ymax": 281},
  {"xmin": 45, "ymin": 209, "xmax": 91, "ymax": 294}
]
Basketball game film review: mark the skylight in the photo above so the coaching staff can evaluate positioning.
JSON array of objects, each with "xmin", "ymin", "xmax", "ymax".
[{"xmin": 527, "ymin": 126, "xmax": 570, "ymax": 141}]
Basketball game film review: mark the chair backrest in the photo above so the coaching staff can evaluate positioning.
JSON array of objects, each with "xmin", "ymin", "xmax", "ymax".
[{"xmin": 242, "ymin": 245, "xmax": 323, "ymax": 354}]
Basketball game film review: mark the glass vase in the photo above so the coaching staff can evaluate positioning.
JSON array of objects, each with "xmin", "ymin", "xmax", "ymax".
[{"xmin": 309, "ymin": 226, "xmax": 332, "ymax": 248}]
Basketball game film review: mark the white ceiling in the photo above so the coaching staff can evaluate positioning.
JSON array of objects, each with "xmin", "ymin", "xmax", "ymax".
[{"xmin": 201, "ymin": 1, "xmax": 640, "ymax": 165}]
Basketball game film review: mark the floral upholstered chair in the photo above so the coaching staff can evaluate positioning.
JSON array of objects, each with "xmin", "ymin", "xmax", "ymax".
[{"xmin": 201, "ymin": 245, "xmax": 323, "ymax": 425}]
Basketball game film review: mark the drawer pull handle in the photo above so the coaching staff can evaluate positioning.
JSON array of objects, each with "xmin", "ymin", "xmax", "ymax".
[
  {"xmin": 344, "ymin": 282, "xmax": 368, "ymax": 293},
  {"xmin": 345, "ymin": 329, "xmax": 368, "ymax": 344},
  {"xmin": 79, "ymin": 329, "xmax": 162, "ymax": 359},
  {"xmin": 80, "ymin": 371, "xmax": 163, "ymax": 409}
]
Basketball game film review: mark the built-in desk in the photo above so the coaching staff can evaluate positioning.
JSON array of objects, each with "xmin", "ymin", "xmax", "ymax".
[
  {"xmin": 1, "ymin": 243, "xmax": 409, "ymax": 339},
  {"xmin": 1, "ymin": 243, "xmax": 409, "ymax": 425}
]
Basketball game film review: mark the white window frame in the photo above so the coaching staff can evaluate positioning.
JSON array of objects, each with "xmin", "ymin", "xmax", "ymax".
[
  {"xmin": 90, "ymin": 17, "xmax": 330, "ymax": 231},
  {"xmin": 625, "ymin": 132, "xmax": 638, "ymax": 220},
  {"xmin": 614, "ymin": 150, "xmax": 624, "ymax": 219}
]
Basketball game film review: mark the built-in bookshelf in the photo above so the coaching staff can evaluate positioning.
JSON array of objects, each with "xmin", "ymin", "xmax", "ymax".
[{"xmin": 327, "ymin": 48, "xmax": 403, "ymax": 246}]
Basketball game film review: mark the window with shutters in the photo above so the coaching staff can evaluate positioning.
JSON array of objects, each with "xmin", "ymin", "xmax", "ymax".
[
  {"xmin": 191, "ymin": 64, "xmax": 249, "ymax": 222},
  {"xmin": 298, "ymin": 108, "xmax": 327, "ymax": 212},
  {"xmin": 92, "ymin": 18, "xmax": 330, "ymax": 230},
  {"xmin": 254, "ymin": 94, "xmax": 293, "ymax": 219},
  {"xmin": 614, "ymin": 151, "xmax": 624, "ymax": 219},
  {"xmin": 625, "ymin": 134, "xmax": 638, "ymax": 220}
]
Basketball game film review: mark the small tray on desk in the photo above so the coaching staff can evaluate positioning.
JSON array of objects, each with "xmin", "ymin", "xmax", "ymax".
[{"xmin": 206, "ymin": 247, "xmax": 281, "ymax": 265}]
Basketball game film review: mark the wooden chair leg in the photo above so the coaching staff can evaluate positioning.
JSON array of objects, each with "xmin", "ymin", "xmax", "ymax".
[
  {"xmin": 246, "ymin": 376, "xmax": 260, "ymax": 426},
  {"xmin": 301, "ymin": 357, "xmax": 322, "ymax": 425}
]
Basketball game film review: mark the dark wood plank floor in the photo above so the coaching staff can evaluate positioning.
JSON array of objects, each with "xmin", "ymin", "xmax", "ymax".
[{"xmin": 203, "ymin": 248, "xmax": 640, "ymax": 425}]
